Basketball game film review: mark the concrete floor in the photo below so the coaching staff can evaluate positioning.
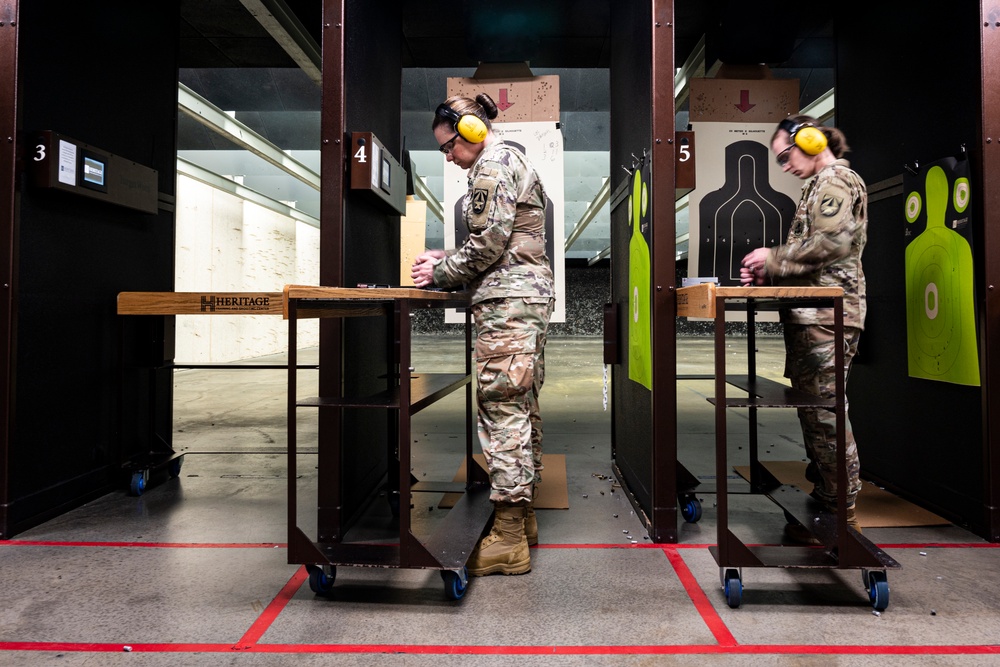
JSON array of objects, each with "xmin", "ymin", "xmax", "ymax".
[{"xmin": 2, "ymin": 336, "xmax": 999, "ymax": 666}]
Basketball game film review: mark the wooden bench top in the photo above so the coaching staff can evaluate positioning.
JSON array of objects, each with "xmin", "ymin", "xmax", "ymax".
[
  {"xmin": 283, "ymin": 285, "xmax": 458, "ymax": 301},
  {"xmin": 117, "ymin": 291, "xmax": 284, "ymax": 315},
  {"xmin": 118, "ymin": 287, "xmax": 465, "ymax": 317},
  {"xmin": 676, "ymin": 283, "xmax": 843, "ymax": 318}
]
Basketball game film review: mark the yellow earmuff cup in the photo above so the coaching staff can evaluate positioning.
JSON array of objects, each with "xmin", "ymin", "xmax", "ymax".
[
  {"xmin": 456, "ymin": 115, "xmax": 487, "ymax": 143},
  {"xmin": 794, "ymin": 125, "xmax": 828, "ymax": 155}
]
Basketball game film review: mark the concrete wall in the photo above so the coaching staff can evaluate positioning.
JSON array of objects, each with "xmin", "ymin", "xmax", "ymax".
[{"xmin": 173, "ymin": 175, "xmax": 320, "ymax": 362}]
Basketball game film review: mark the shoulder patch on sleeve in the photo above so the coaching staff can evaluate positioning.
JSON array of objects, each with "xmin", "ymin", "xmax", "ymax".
[
  {"xmin": 467, "ymin": 173, "xmax": 499, "ymax": 231},
  {"xmin": 471, "ymin": 187, "xmax": 489, "ymax": 214},
  {"xmin": 820, "ymin": 193, "xmax": 844, "ymax": 217}
]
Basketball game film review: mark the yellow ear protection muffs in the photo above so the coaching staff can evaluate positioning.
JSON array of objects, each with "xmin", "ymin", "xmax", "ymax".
[
  {"xmin": 778, "ymin": 118, "xmax": 828, "ymax": 155},
  {"xmin": 436, "ymin": 104, "xmax": 488, "ymax": 144}
]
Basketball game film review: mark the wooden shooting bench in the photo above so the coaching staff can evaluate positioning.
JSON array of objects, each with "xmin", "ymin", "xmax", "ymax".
[
  {"xmin": 282, "ymin": 285, "xmax": 489, "ymax": 600},
  {"xmin": 676, "ymin": 281, "xmax": 900, "ymax": 611},
  {"xmin": 116, "ymin": 290, "xmax": 308, "ymax": 495}
]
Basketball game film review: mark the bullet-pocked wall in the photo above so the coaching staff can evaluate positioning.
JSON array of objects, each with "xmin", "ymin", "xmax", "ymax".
[
  {"xmin": 2, "ymin": 3, "xmax": 179, "ymax": 536},
  {"xmin": 410, "ymin": 262, "xmax": 611, "ymax": 336},
  {"xmin": 835, "ymin": 4, "xmax": 993, "ymax": 537},
  {"xmin": 173, "ymin": 174, "xmax": 320, "ymax": 362}
]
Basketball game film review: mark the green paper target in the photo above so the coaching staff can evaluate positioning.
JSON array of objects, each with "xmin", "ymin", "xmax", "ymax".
[
  {"xmin": 905, "ymin": 164, "xmax": 979, "ymax": 385},
  {"xmin": 628, "ymin": 164, "xmax": 652, "ymax": 390}
]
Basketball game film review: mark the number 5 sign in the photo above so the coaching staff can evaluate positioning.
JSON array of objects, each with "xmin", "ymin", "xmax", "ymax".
[{"xmin": 675, "ymin": 131, "xmax": 695, "ymax": 195}]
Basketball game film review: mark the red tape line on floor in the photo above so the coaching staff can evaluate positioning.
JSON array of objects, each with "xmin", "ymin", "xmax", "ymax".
[
  {"xmin": 0, "ymin": 540, "xmax": 286, "ymax": 548},
  {"xmin": 3, "ymin": 541, "xmax": 1000, "ymax": 657},
  {"xmin": 662, "ymin": 547, "xmax": 737, "ymax": 647},
  {"xmin": 234, "ymin": 566, "xmax": 308, "ymax": 648},
  {"xmin": 1, "ymin": 642, "xmax": 999, "ymax": 655}
]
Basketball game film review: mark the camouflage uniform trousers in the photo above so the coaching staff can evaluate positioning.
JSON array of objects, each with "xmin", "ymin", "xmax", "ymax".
[
  {"xmin": 783, "ymin": 323, "xmax": 863, "ymax": 508},
  {"xmin": 472, "ymin": 296, "xmax": 554, "ymax": 504}
]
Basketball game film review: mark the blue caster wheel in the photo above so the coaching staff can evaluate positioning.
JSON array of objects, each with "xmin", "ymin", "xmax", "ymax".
[
  {"xmin": 168, "ymin": 456, "xmax": 184, "ymax": 478},
  {"xmin": 306, "ymin": 564, "xmax": 336, "ymax": 596},
  {"xmin": 680, "ymin": 496, "xmax": 702, "ymax": 523},
  {"xmin": 130, "ymin": 471, "xmax": 147, "ymax": 496},
  {"xmin": 441, "ymin": 567, "xmax": 469, "ymax": 600},
  {"xmin": 723, "ymin": 568, "xmax": 742, "ymax": 609},
  {"xmin": 867, "ymin": 570, "xmax": 889, "ymax": 611}
]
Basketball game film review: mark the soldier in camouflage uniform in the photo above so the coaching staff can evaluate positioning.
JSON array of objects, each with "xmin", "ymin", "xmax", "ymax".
[
  {"xmin": 411, "ymin": 93, "xmax": 554, "ymax": 575},
  {"xmin": 741, "ymin": 115, "xmax": 868, "ymax": 540}
]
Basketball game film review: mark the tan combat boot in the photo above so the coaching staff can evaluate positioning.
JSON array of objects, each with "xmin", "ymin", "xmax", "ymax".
[
  {"xmin": 845, "ymin": 504, "xmax": 862, "ymax": 533},
  {"xmin": 811, "ymin": 490, "xmax": 863, "ymax": 533},
  {"xmin": 524, "ymin": 483, "xmax": 539, "ymax": 546},
  {"xmin": 783, "ymin": 521, "xmax": 820, "ymax": 545},
  {"xmin": 467, "ymin": 504, "xmax": 531, "ymax": 576},
  {"xmin": 784, "ymin": 502, "xmax": 861, "ymax": 545},
  {"xmin": 524, "ymin": 504, "xmax": 538, "ymax": 546}
]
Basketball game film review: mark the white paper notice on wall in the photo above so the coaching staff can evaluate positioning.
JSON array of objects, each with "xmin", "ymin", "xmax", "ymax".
[
  {"xmin": 58, "ymin": 139, "xmax": 77, "ymax": 186},
  {"xmin": 370, "ymin": 142, "xmax": 381, "ymax": 189}
]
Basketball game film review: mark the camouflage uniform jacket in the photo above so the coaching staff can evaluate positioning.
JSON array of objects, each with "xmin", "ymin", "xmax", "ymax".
[
  {"xmin": 765, "ymin": 158, "xmax": 868, "ymax": 329},
  {"xmin": 432, "ymin": 140, "xmax": 555, "ymax": 304}
]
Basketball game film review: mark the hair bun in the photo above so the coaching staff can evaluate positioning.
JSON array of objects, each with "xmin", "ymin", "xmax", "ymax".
[{"xmin": 476, "ymin": 93, "xmax": 499, "ymax": 120}]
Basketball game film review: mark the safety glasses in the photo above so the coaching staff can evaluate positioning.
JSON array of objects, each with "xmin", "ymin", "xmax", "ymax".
[
  {"xmin": 775, "ymin": 144, "xmax": 796, "ymax": 166},
  {"xmin": 438, "ymin": 133, "xmax": 460, "ymax": 154}
]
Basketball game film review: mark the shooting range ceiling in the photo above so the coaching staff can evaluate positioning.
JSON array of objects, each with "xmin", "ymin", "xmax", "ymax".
[
  {"xmin": 177, "ymin": 1, "xmax": 833, "ymax": 256},
  {"xmin": 179, "ymin": 0, "xmax": 832, "ymax": 83}
]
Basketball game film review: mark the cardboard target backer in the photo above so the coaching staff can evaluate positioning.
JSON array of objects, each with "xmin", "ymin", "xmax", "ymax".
[{"xmin": 446, "ymin": 67, "xmax": 559, "ymax": 123}]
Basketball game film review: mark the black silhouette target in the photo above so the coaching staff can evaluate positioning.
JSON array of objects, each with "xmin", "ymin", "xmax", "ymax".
[{"xmin": 698, "ymin": 140, "xmax": 796, "ymax": 284}]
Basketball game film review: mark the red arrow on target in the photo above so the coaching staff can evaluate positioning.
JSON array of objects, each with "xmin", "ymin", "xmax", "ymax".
[
  {"xmin": 496, "ymin": 88, "xmax": 515, "ymax": 111},
  {"xmin": 734, "ymin": 90, "xmax": 755, "ymax": 113}
]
